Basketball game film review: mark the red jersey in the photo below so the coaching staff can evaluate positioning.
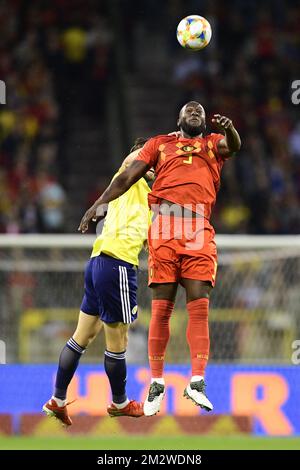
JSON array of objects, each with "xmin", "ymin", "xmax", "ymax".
[{"xmin": 136, "ymin": 133, "xmax": 227, "ymax": 219}]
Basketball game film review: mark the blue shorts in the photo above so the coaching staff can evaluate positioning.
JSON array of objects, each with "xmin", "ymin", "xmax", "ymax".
[{"xmin": 80, "ymin": 254, "xmax": 138, "ymax": 324}]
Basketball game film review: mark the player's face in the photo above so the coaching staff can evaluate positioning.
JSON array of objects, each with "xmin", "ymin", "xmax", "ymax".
[{"xmin": 178, "ymin": 103, "xmax": 206, "ymax": 137}]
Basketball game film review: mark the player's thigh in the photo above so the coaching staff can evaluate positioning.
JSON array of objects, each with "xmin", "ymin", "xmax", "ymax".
[
  {"xmin": 104, "ymin": 322, "xmax": 129, "ymax": 352},
  {"xmin": 148, "ymin": 215, "xmax": 181, "ymax": 286},
  {"xmin": 181, "ymin": 278, "xmax": 212, "ymax": 303},
  {"xmin": 151, "ymin": 282, "xmax": 178, "ymax": 302},
  {"xmin": 93, "ymin": 255, "xmax": 138, "ymax": 325},
  {"xmin": 180, "ymin": 232, "xmax": 217, "ymax": 302},
  {"xmin": 73, "ymin": 311, "xmax": 103, "ymax": 347},
  {"xmin": 80, "ymin": 257, "xmax": 101, "ymax": 317}
]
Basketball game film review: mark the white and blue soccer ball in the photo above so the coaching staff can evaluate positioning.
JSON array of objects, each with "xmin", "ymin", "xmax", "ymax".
[{"xmin": 177, "ymin": 15, "xmax": 212, "ymax": 51}]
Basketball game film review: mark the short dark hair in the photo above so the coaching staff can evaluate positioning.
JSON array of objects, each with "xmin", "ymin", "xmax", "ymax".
[{"xmin": 130, "ymin": 137, "xmax": 149, "ymax": 152}]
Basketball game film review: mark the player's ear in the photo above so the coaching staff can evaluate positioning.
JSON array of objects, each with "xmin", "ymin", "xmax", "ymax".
[{"xmin": 177, "ymin": 118, "xmax": 180, "ymax": 127}]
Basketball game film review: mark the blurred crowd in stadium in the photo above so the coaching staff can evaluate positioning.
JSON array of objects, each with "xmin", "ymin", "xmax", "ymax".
[
  {"xmin": 0, "ymin": 0, "xmax": 111, "ymax": 233},
  {"xmin": 0, "ymin": 0, "xmax": 299, "ymax": 235}
]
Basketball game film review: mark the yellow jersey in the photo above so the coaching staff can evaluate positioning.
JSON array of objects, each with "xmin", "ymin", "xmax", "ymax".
[{"xmin": 91, "ymin": 173, "xmax": 151, "ymax": 265}]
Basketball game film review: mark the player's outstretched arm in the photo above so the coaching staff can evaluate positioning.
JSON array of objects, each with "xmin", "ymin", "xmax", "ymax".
[
  {"xmin": 212, "ymin": 114, "xmax": 241, "ymax": 157},
  {"xmin": 78, "ymin": 160, "xmax": 149, "ymax": 233}
]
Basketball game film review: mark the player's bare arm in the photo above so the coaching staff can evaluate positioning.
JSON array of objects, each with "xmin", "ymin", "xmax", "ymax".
[
  {"xmin": 78, "ymin": 160, "xmax": 149, "ymax": 233},
  {"xmin": 212, "ymin": 114, "xmax": 241, "ymax": 157}
]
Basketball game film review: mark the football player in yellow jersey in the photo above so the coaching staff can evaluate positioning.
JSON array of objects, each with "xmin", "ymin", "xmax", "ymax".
[{"xmin": 43, "ymin": 138, "xmax": 153, "ymax": 424}]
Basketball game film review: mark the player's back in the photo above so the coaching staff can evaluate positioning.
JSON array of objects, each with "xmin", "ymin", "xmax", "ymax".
[{"xmin": 91, "ymin": 173, "xmax": 151, "ymax": 265}]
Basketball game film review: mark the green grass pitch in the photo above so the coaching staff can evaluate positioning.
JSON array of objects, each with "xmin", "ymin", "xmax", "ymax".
[{"xmin": 0, "ymin": 435, "xmax": 299, "ymax": 450}]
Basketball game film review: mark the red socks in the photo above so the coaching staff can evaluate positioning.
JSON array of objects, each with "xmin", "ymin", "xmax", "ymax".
[
  {"xmin": 186, "ymin": 298, "xmax": 210, "ymax": 376},
  {"xmin": 148, "ymin": 298, "xmax": 209, "ymax": 377},
  {"xmin": 148, "ymin": 300, "xmax": 174, "ymax": 377}
]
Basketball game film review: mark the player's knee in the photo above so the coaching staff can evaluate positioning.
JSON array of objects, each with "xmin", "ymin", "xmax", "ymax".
[
  {"xmin": 187, "ymin": 286, "xmax": 212, "ymax": 303},
  {"xmin": 115, "ymin": 327, "xmax": 128, "ymax": 351},
  {"xmin": 123, "ymin": 330, "xmax": 129, "ymax": 350},
  {"xmin": 73, "ymin": 330, "xmax": 96, "ymax": 348},
  {"xmin": 118, "ymin": 323, "xmax": 129, "ymax": 350},
  {"xmin": 199, "ymin": 288, "xmax": 211, "ymax": 299},
  {"xmin": 104, "ymin": 322, "xmax": 129, "ymax": 352},
  {"xmin": 86, "ymin": 331, "xmax": 98, "ymax": 346},
  {"xmin": 106, "ymin": 338, "xmax": 125, "ymax": 352}
]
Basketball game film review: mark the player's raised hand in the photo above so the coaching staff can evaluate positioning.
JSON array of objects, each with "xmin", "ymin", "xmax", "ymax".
[
  {"xmin": 78, "ymin": 203, "xmax": 107, "ymax": 233},
  {"xmin": 211, "ymin": 114, "xmax": 233, "ymax": 130}
]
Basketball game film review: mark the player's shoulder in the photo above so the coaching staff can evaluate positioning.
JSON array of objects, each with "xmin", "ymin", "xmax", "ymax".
[
  {"xmin": 204, "ymin": 132, "xmax": 224, "ymax": 142},
  {"xmin": 121, "ymin": 148, "xmax": 141, "ymax": 168},
  {"xmin": 148, "ymin": 134, "xmax": 177, "ymax": 145}
]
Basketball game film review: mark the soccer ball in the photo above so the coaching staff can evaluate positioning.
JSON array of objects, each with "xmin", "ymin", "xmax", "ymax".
[{"xmin": 177, "ymin": 15, "xmax": 212, "ymax": 51}]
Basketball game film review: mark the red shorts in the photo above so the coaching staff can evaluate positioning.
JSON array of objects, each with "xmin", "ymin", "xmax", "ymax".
[{"xmin": 148, "ymin": 215, "xmax": 217, "ymax": 286}]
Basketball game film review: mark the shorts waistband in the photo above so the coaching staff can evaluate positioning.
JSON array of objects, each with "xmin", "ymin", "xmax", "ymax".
[
  {"xmin": 158, "ymin": 199, "xmax": 207, "ymax": 219},
  {"xmin": 99, "ymin": 253, "xmax": 135, "ymax": 269}
]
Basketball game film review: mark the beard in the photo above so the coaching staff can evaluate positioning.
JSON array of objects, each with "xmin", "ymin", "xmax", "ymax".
[{"xmin": 180, "ymin": 119, "xmax": 206, "ymax": 137}]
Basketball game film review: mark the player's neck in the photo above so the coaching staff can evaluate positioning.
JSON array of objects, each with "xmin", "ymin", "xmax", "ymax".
[{"xmin": 180, "ymin": 130, "xmax": 203, "ymax": 139}]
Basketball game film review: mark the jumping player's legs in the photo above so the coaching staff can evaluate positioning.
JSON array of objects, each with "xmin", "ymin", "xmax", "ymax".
[
  {"xmin": 92, "ymin": 254, "xmax": 143, "ymax": 418},
  {"xmin": 181, "ymin": 278, "xmax": 211, "ymax": 376},
  {"xmin": 103, "ymin": 322, "xmax": 128, "ymax": 405},
  {"xmin": 104, "ymin": 321, "xmax": 128, "ymax": 351},
  {"xmin": 181, "ymin": 278, "xmax": 213, "ymax": 411},
  {"xmin": 145, "ymin": 215, "xmax": 216, "ymax": 414},
  {"xmin": 149, "ymin": 282, "xmax": 177, "ymax": 377},
  {"xmin": 103, "ymin": 323, "xmax": 143, "ymax": 418},
  {"xmin": 73, "ymin": 311, "xmax": 103, "ymax": 347},
  {"xmin": 50, "ymin": 254, "xmax": 104, "ymax": 406},
  {"xmin": 143, "ymin": 282, "xmax": 177, "ymax": 416},
  {"xmin": 43, "ymin": 311, "xmax": 102, "ymax": 425},
  {"xmin": 54, "ymin": 311, "xmax": 102, "ymax": 400}
]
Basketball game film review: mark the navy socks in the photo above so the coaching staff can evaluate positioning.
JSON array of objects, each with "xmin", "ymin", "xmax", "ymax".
[
  {"xmin": 104, "ymin": 350, "xmax": 127, "ymax": 404},
  {"xmin": 54, "ymin": 338, "xmax": 86, "ymax": 400}
]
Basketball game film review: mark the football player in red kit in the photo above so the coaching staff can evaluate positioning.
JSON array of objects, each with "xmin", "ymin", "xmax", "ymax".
[{"xmin": 79, "ymin": 101, "xmax": 241, "ymax": 416}]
